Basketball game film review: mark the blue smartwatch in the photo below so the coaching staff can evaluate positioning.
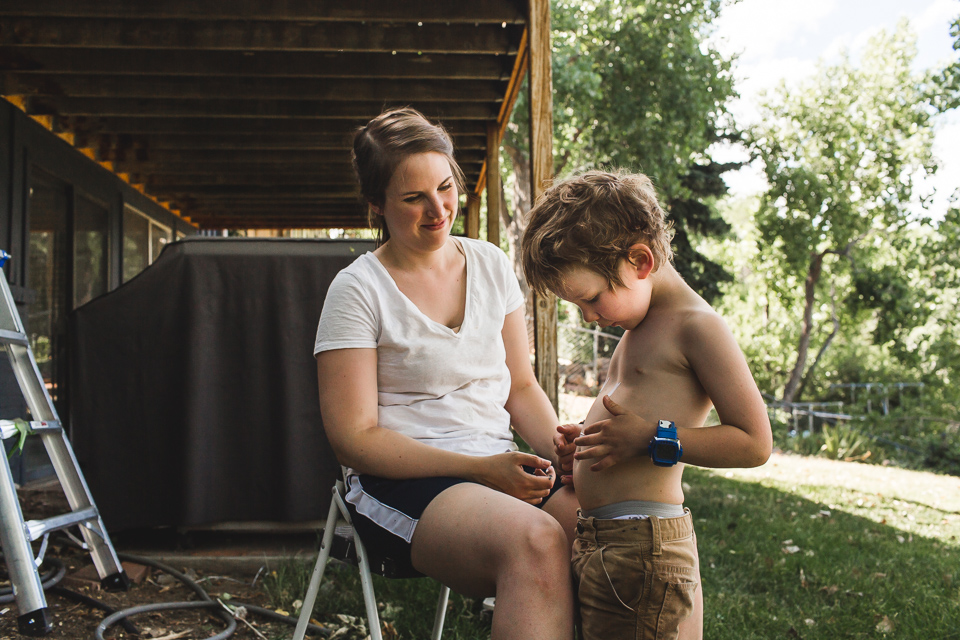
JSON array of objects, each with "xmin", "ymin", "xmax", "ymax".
[{"xmin": 648, "ymin": 420, "xmax": 682, "ymax": 467}]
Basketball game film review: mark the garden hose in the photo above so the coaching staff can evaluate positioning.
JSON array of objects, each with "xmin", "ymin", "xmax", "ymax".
[
  {"xmin": 0, "ymin": 558, "xmax": 140, "ymax": 635},
  {"xmin": 1, "ymin": 542, "xmax": 332, "ymax": 639}
]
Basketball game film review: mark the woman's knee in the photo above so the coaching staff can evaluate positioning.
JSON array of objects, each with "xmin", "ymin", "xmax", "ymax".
[{"xmin": 500, "ymin": 511, "xmax": 569, "ymax": 568}]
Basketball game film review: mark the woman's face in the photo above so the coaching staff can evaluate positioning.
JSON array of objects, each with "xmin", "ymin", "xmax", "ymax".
[{"xmin": 373, "ymin": 151, "xmax": 459, "ymax": 254}]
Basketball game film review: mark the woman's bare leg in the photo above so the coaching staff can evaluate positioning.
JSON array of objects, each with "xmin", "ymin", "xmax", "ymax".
[
  {"xmin": 411, "ymin": 483, "xmax": 575, "ymax": 640},
  {"xmin": 540, "ymin": 485, "xmax": 579, "ymax": 550}
]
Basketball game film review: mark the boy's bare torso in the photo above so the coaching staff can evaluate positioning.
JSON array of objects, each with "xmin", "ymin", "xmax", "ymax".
[{"xmin": 574, "ymin": 287, "xmax": 716, "ymax": 511}]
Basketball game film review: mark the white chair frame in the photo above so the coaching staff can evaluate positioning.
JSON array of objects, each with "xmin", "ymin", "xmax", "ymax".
[{"xmin": 292, "ymin": 471, "xmax": 450, "ymax": 640}]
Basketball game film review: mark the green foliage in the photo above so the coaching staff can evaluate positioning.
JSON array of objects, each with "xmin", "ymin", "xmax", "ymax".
[
  {"xmin": 502, "ymin": 0, "xmax": 738, "ymax": 303},
  {"xmin": 932, "ymin": 13, "xmax": 960, "ymax": 112},
  {"xmin": 819, "ymin": 422, "xmax": 870, "ymax": 461},
  {"xmin": 743, "ymin": 22, "xmax": 942, "ymax": 402},
  {"xmin": 551, "ymin": 0, "xmax": 738, "ymax": 302}
]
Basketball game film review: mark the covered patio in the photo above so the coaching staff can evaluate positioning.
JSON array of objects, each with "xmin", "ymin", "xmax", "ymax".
[{"xmin": 0, "ymin": 0, "xmax": 558, "ymax": 523}]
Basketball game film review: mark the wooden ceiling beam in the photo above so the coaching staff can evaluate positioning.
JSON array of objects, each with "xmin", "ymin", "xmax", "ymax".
[
  {"xmin": 77, "ymin": 132, "xmax": 488, "ymax": 152},
  {"xmin": 192, "ymin": 218, "xmax": 369, "ymax": 229},
  {"xmin": 147, "ymin": 186, "xmax": 361, "ymax": 197},
  {"xmin": 4, "ymin": 74, "xmax": 504, "ymax": 102},
  {"xmin": 0, "ymin": 19, "xmax": 522, "ymax": 55},
  {"xmin": 0, "ymin": 0, "xmax": 525, "ymax": 24},
  {"xmin": 140, "ymin": 173, "xmax": 359, "ymax": 187},
  {"xmin": 99, "ymin": 148, "xmax": 486, "ymax": 165},
  {"xmin": 109, "ymin": 160, "xmax": 484, "ymax": 174},
  {"xmin": 62, "ymin": 116, "xmax": 488, "ymax": 136},
  {"xmin": 0, "ymin": 48, "xmax": 511, "ymax": 80},
  {"xmin": 28, "ymin": 97, "xmax": 498, "ymax": 120}
]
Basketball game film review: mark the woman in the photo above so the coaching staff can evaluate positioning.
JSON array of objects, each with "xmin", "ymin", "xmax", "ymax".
[{"xmin": 314, "ymin": 108, "xmax": 577, "ymax": 639}]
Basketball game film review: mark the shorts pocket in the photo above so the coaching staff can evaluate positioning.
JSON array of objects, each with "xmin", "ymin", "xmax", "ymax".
[
  {"xmin": 574, "ymin": 543, "xmax": 649, "ymax": 640},
  {"xmin": 653, "ymin": 578, "xmax": 697, "ymax": 640}
]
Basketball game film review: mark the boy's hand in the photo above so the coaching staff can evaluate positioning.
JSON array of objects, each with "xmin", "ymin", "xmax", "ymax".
[
  {"xmin": 574, "ymin": 395, "xmax": 651, "ymax": 472},
  {"xmin": 554, "ymin": 423, "xmax": 581, "ymax": 486}
]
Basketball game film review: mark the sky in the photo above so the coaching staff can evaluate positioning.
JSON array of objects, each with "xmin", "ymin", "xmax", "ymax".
[{"xmin": 708, "ymin": 0, "xmax": 959, "ymax": 217}]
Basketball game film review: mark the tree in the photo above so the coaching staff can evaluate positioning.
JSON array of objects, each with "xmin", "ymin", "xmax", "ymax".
[
  {"xmin": 933, "ymin": 13, "xmax": 960, "ymax": 112},
  {"xmin": 749, "ymin": 22, "xmax": 939, "ymax": 405},
  {"xmin": 500, "ymin": 0, "xmax": 738, "ymax": 304}
]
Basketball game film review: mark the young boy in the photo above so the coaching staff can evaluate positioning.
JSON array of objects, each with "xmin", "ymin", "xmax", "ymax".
[{"xmin": 521, "ymin": 170, "xmax": 772, "ymax": 640}]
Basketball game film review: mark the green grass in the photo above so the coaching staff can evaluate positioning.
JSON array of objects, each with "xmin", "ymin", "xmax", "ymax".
[
  {"xmin": 270, "ymin": 453, "xmax": 960, "ymax": 639},
  {"xmin": 264, "ymin": 557, "xmax": 491, "ymax": 639},
  {"xmin": 690, "ymin": 455, "xmax": 960, "ymax": 639}
]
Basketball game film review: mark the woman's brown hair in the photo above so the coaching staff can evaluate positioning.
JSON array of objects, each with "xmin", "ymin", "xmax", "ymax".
[{"xmin": 353, "ymin": 107, "xmax": 466, "ymax": 245}]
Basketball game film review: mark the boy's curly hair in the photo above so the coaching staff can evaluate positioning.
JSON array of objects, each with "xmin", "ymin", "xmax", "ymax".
[{"xmin": 521, "ymin": 170, "xmax": 674, "ymax": 296}]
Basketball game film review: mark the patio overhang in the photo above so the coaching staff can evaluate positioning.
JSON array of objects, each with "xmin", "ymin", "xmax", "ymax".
[{"xmin": 0, "ymin": 0, "xmax": 546, "ymax": 234}]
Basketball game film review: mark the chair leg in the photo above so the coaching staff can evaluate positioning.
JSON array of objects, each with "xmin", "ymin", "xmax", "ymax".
[
  {"xmin": 292, "ymin": 486, "xmax": 341, "ymax": 640},
  {"xmin": 430, "ymin": 585, "xmax": 450, "ymax": 640},
  {"xmin": 352, "ymin": 529, "xmax": 384, "ymax": 640}
]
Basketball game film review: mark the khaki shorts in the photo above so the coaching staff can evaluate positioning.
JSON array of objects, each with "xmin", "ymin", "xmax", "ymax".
[{"xmin": 572, "ymin": 509, "xmax": 699, "ymax": 640}]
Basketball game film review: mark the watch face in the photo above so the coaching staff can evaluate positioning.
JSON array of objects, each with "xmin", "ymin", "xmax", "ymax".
[{"xmin": 653, "ymin": 440, "xmax": 678, "ymax": 461}]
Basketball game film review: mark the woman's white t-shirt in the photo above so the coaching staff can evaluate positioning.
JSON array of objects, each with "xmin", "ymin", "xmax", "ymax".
[{"xmin": 314, "ymin": 237, "xmax": 524, "ymax": 457}]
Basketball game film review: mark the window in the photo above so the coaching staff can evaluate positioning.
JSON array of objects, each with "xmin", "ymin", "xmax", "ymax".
[
  {"xmin": 123, "ymin": 205, "xmax": 172, "ymax": 283},
  {"xmin": 74, "ymin": 194, "xmax": 109, "ymax": 307},
  {"xmin": 27, "ymin": 168, "xmax": 69, "ymax": 405}
]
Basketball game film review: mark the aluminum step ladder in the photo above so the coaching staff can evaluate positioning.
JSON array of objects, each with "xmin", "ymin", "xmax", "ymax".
[{"xmin": 0, "ymin": 251, "xmax": 128, "ymax": 636}]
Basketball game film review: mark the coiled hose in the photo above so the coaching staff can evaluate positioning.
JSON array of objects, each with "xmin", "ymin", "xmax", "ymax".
[{"xmin": 0, "ymin": 548, "xmax": 330, "ymax": 638}]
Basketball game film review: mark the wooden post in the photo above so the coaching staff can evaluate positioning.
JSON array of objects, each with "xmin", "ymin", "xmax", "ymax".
[
  {"xmin": 465, "ymin": 194, "xmax": 480, "ymax": 239},
  {"xmin": 485, "ymin": 122, "xmax": 501, "ymax": 247},
  {"xmin": 528, "ymin": 0, "xmax": 557, "ymax": 411}
]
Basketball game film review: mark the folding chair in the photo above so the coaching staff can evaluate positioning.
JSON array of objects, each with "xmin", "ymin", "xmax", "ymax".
[{"xmin": 292, "ymin": 468, "xmax": 450, "ymax": 640}]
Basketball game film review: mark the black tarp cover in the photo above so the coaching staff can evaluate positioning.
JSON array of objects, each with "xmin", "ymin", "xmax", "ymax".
[{"xmin": 69, "ymin": 238, "xmax": 374, "ymax": 531}]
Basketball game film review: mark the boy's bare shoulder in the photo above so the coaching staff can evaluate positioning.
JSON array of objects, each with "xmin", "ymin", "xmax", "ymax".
[{"xmin": 661, "ymin": 291, "xmax": 729, "ymax": 344}]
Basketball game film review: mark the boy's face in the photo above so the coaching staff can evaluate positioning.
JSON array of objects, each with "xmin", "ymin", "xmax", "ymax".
[{"xmin": 555, "ymin": 261, "xmax": 652, "ymax": 331}]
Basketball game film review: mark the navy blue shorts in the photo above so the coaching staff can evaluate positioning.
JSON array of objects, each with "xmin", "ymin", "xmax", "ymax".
[{"xmin": 344, "ymin": 468, "xmax": 564, "ymax": 578}]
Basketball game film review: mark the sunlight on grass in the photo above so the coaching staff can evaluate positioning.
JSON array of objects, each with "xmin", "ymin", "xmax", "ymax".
[{"xmin": 689, "ymin": 454, "xmax": 960, "ymax": 639}]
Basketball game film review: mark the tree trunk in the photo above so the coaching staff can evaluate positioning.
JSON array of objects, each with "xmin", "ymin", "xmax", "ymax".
[
  {"xmin": 781, "ymin": 250, "xmax": 828, "ymax": 405},
  {"xmin": 795, "ymin": 283, "xmax": 840, "ymax": 402}
]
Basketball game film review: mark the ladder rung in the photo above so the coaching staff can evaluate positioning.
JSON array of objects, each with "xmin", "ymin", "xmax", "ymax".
[
  {"xmin": 0, "ymin": 328, "xmax": 28, "ymax": 346},
  {"xmin": 0, "ymin": 420, "xmax": 62, "ymax": 441},
  {"xmin": 25, "ymin": 507, "xmax": 100, "ymax": 542}
]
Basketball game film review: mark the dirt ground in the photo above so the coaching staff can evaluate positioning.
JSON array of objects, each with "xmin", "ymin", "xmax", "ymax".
[{"xmin": 0, "ymin": 485, "xmax": 325, "ymax": 640}]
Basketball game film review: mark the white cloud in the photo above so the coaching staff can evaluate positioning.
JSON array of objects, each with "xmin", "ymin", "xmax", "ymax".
[{"xmin": 713, "ymin": 0, "xmax": 836, "ymax": 65}]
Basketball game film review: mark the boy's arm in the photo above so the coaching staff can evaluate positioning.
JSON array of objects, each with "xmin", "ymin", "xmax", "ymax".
[
  {"xmin": 575, "ymin": 310, "xmax": 771, "ymax": 470},
  {"xmin": 676, "ymin": 310, "xmax": 772, "ymax": 468}
]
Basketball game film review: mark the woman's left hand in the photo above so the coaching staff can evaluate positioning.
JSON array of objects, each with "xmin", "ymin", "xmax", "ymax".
[{"xmin": 574, "ymin": 395, "xmax": 653, "ymax": 472}]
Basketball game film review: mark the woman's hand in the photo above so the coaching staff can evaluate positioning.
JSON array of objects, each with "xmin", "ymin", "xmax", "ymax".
[
  {"xmin": 554, "ymin": 423, "xmax": 581, "ymax": 485},
  {"xmin": 475, "ymin": 452, "xmax": 556, "ymax": 504},
  {"xmin": 574, "ymin": 395, "xmax": 653, "ymax": 472}
]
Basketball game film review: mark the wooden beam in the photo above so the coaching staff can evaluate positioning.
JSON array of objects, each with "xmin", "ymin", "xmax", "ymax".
[
  {"xmin": 79, "ymin": 132, "xmax": 488, "ymax": 152},
  {"xmin": 145, "ymin": 186, "xmax": 360, "ymax": 198},
  {"xmin": 465, "ymin": 195, "xmax": 480, "ymax": 239},
  {"xmin": 96, "ymin": 148, "xmax": 486, "ymax": 165},
  {"xmin": 485, "ymin": 122, "xmax": 501, "ymax": 247},
  {"xmin": 0, "ymin": 48, "xmax": 511, "ymax": 80},
  {"xmin": 62, "ymin": 116, "xmax": 488, "ymax": 136},
  {"xmin": 0, "ymin": 0, "xmax": 526, "ymax": 24},
  {"xmin": 191, "ymin": 217, "xmax": 369, "ymax": 229},
  {"xmin": 4, "ymin": 74, "xmax": 505, "ymax": 102},
  {"xmin": 141, "ymin": 173, "xmax": 358, "ymax": 187},
  {"xmin": 0, "ymin": 19, "xmax": 521, "ymax": 55},
  {"xmin": 107, "ymin": 158, "xmax": 484, "ymax": 174},
  {"xmin": 528, "ymin": 0, "xmax": 557, "ymax": 411},
  {"xmin": 27, "ymin": 97, "xmax": 499, "ymax": 120}
]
